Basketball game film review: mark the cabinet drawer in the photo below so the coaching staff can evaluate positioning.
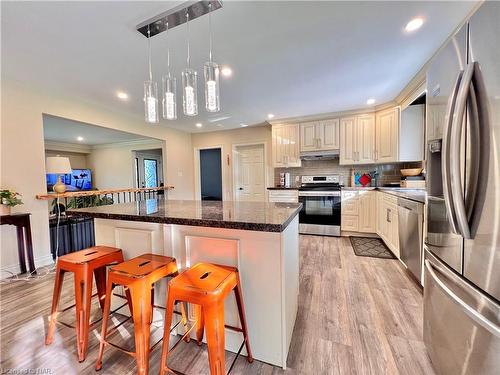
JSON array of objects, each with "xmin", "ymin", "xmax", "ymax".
[
  {"xmin": 383, "ymin": 192, "xmax": 398, "ymax": 205},
  {"xmin": 341, "ymin": 191, "xmax": 359, "ymax": 215},
  {"xmin": 268, "ymin": 190, "xmax": 298, "ymax": 203},
  {"xmin": 341, "ymin": 215, "xmax": 359, "ymax": 232}
]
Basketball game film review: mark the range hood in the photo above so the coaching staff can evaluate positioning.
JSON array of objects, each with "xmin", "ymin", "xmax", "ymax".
[{"xmin": 300, "ymin": 150, "xmax": 339, "ymax": 160}]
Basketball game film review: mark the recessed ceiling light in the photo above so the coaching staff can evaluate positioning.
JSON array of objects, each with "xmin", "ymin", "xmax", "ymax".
[
  {"xmin": 240, "ymin": 123, "xmax": 248, "ymax": 127},
  {"xmin": 117, "ymin": 91, "xmax": 129, "ymax": 100},
  {"xmin": 405, "ymin": 17, "xmax": 424, "ymax": 33},
  {"xmin": 77, "ymin": 136, "xmax": 84, "ymax": 142},
  {"xmin": 221, "ymin": 66, "xmax": 232, "ymax": 77},
  {"xmin": 366, "ymin": 98, "xmax": 376, "ymax": 105},
  {"xmin": 195, "ymin": 123, "xmax": 203, "ymax": 128},
  {"xmin": 267, "ymin": 113, "xmax": 275, "ymax": 119}
]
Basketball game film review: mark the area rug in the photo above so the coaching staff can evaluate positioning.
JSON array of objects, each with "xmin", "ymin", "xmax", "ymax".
[{"xmin": 349, "ymin": 237, "xmax": 396, "ymax": 259}]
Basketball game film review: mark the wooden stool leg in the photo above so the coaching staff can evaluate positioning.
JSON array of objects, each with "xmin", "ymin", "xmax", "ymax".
[
  {"xmin": 45, "ymin": 267, "xmax": 65, "ymax": 345},
  {"xmin": 94, "ymin": 266, "xmax": 107, "ymax": 310},
  {"xmin": 130, "ymin": 283, "xmax": 153, "ymax": 375},
  {"xmin": 234, "ymin": 281, "xmax": 253, "ymax": 362},
  {"xmin": 74, "ymin": 268, "xmax": 93, "ymax": 362},
  {"xmin": 159, "ymin": 293, "xmax": 176, "ymax": 375},
  {"xmin": 204, "ymin": 302, "xmax": 226, "ymax": 375},
  {"xmin": 195, "ymin": 304, "xmax": 204, "ymax": 346},
  {"xmin": 95, "ymin": 281, "xmax": 114, "ymax": 371}
]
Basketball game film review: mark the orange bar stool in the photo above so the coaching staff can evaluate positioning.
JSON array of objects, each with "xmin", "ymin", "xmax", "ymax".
[
  {"xmin": 159, "ymin": 263, "xmax": 253, "ymax": 375},
  {"xmin": 95, "ymin": 253, "xmax": 189, "ymax": 375},
  {"xmin": 45, "ymin": 246, "xmax": 125, "ymax": 362}
]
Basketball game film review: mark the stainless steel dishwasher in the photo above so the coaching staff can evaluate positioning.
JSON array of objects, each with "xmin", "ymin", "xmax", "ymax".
[{"xmin": 398, "ymin": 198, "xmax": 424, "ymax": 283}]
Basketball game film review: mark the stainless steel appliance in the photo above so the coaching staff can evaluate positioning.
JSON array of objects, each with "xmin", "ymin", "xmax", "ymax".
[
  {"xmin": 424, "ymin": 3, "xmax": 500, "ymax": 374},
  {"xmin": 397, "ymin": 197, "xmax": 424, "ymax": 283},
  {"xmin": 298, "ymin": 175, "xmax": 341, "ymax": 236}
]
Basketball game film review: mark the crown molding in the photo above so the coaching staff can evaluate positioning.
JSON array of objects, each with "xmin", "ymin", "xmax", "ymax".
[{"xmin": 44, "ymin": 141, "xmax": 92, "ymax": 154}]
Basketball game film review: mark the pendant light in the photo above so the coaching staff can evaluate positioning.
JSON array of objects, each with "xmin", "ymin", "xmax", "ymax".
[
  {"xmin": 144, "ymin": 26, "xmax": 159, "ymax": 123},
  {"xmin": 162, "ymin": 22, "xmax": 177, "ymax": 120},
  {"xmin": 204, "ymin": 3, "xmax": 220, "ymax": 112},
  {"xmin": 182, "ymin": 11, "xmax": 198, "ymax": 116}
]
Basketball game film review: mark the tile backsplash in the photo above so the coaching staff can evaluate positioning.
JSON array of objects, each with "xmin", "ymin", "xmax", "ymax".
[{"xmin": 273, "ymin": 159, "xmax": 423, "ymax": 187}]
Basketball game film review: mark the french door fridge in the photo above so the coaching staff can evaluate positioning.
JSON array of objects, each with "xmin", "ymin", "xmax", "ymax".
[{"xmin": 424, "ymin": 2, "xmax": 500, "ymax": 374}]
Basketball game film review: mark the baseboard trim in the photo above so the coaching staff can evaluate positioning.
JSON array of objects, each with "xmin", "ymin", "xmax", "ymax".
[{"xmin": 1, "ymin": 253, "xmax": 55, "ymax": 279}]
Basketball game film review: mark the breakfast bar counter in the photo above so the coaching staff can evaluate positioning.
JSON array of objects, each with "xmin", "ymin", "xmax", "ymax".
[{"xmin": 68, "ymin": 199, "xmax": 301, "ymax": 368}]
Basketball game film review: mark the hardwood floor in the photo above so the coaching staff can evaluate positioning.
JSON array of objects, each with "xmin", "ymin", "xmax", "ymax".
[{"xmin": 0, "ymin": 236, "xmax": 435, "ymax": 374}]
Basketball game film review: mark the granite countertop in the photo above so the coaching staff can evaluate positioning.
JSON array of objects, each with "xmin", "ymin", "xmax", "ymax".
[
  {"xmin": 67, "ymin": 199, "xmax": 302, "ymax": 233},
  {"xmin": 342, "ymin": 186, "xmax": 426, "ymax": 204}
]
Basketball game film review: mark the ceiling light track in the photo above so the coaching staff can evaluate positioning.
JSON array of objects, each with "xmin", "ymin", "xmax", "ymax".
[{"xmin": 136, "ymin": 0, "xmax": 223, "ymax": 39}]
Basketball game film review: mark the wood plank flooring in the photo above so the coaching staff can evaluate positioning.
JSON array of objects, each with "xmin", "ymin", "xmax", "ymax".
[{"xmin": 0, "ymin": 236, "xmax": 435, "ymax": 374}]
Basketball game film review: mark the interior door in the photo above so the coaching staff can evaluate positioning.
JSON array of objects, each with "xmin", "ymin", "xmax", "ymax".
[
  {"xmin": 135, "ymin": 151, "xmax": 163, "ymax": 188},
  {"xmin": 463, "ymin": 2, "xmax": 500, "ymax": 301},
  {"xmin": 235, "ymin": 144, "xmax": 265, "ymax": 202}
]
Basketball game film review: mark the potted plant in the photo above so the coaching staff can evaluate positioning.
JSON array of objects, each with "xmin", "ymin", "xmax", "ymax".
[{"xmin": 0, "ymin": 189, "xmax": 23, "ymax": 216}]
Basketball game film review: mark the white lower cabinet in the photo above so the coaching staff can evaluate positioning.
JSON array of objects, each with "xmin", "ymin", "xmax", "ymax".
[
  {"xmin": 268, "ymin": 189, "xmax": 299, "ymax": 203},
  {"xmin": 342, "ymin": 190, "xmax": 400, "ymax": 258},
  {"xmin": 341, "ymin": 190, "xmax": 376, "ymax": 233}
]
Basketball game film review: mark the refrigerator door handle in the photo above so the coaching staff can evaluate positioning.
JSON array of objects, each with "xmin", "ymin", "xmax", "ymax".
[
  {"xmin": 465, "ymin": 79, "xmax": 480, "ymax": 225},
  {"xmin": 425, "ymin": 259, "xmax": 500, "ymax": 337},
  {"xmin": 442, "ymin": 70, "xmax": 463, "ymax": 235},
  {"xmin": 450, "ymin": 62, "xmax": 475, "ymax": 239}
]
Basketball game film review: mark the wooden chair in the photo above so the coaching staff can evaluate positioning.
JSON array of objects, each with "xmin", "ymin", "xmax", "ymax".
[
  {"xmin": 95, "ymin": 254, "xmax": 189, "ymax": 375},
  {"xmin": 45, "ymin": 246, "xmax": 125, "ymax": 362},
  {"xmin": 159, "ymin": 263, "xmax": 253, "ymax": 375}
]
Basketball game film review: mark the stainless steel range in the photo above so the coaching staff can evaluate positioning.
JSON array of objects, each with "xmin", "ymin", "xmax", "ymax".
[{"xmin": 298, "ymin": 175, "xmax": 341, "ymax": 236}]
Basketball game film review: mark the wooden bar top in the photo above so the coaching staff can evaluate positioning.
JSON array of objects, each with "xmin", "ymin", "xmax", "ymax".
[{"xmin": 36, "ymin": 186, "xmax": 174, "ymax": 200}]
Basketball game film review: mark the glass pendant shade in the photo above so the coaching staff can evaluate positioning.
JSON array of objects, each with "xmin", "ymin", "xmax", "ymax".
[
  {"xmin": 182, "ymin": 68, "xmax": 198, "ymax": 116},
  {"xmin": 162, "ymin": 75, "xmax": 177, "ymax": 120},
  {"xmin": 204, "ymin": 61, "xmax": 220, "ymax": 112},
  {"xmin": 144, "ymin": 80, "xmax": 159, "ymax": 123}
]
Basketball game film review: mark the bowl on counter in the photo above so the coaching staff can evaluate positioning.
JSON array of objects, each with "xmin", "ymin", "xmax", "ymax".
[{"xmin": 400, "ymin": 168, "xmax": 423, "ymax": 176}]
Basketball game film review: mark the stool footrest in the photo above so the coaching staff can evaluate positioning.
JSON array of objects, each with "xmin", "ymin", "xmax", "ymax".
[{"xmin": 60, "ymin": 292, "xmax": 99, "ymax": 313}]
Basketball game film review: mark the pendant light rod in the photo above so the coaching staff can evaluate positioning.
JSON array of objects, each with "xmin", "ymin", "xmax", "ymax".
[
  {"xmin": 186, "ymin": 12, "xmax": 191, "ymax": 68},
  {"xmin": 136, "ymin": 0, "xmax": 223, "ymax": 38},
  {"xmin": 166, "ymin": 21, "xmax": 170, "ymax": 70},
  {"xmin": 147, "ymin": 25, "xmax": 153, "ymax": 81},
  {"xmin": 208, "ymin": 2, "xmax": 213, "ymax": 62}
]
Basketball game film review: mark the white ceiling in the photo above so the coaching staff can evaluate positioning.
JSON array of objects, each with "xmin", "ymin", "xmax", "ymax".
[
  {"xmin": 2, "ymin": 1, "xmax": 477, "ymax": 133},
  {"xmin": 43, "ymin": 115, "xmax": 151, "ymax": 145}
]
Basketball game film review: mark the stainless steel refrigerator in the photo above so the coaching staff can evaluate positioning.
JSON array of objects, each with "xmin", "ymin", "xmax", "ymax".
[{"xmin": 424, "ymin": 2, "xmax": 500, "ymax": 374}]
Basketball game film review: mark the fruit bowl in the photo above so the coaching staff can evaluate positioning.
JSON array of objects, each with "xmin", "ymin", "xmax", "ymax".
[{"xmin": 400, "ymin": 168, "xmax": 423, "ymax": 176}]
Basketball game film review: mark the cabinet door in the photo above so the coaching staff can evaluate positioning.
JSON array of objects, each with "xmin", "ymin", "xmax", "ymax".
[
  {"xmin": 341, "ymin": 191, "xmax": 359, "ymax": 215},
  {"xmin": 376, "ymin": 192, "xmax": 386, "ymax": 237},
  {"xmin": 319, "ymin": 119, "xmax": 340, "ymax": 150},
  {"xmin": 273, "ymin": 124, "xmax": 301, "ymax": 167},
  {"xmin": 358, "ymin": 191, "xmax": 376, "ymax": 233},
  {"xmin": 300, "ymin": 122, "xmax": 319, "ymax": 152},
  {"xmin": 285, "ymin": 123, "xmax": 301, "ymax": 167},
  {"xmin": 341, "ymin": 215, "xmax": 359, "ymax": 232},
  {"xmin": 376, "ymin": 108, "xmax": 399, "ymax": 163},
  {"xmin": 340, "ymin": 117, "xmax": 357, "ymax": 165},
  {"xmin": 272, "ymin": 125, "xmax": 286, "ymax": 167},
  {"xmin": 357, "ymin": 114, "xmax": 376, "ymax": 164}
]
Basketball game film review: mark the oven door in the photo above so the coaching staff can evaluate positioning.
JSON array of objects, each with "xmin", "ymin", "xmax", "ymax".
[{"xmin": 298, "ymin": 192, "xmax": 341, "ymax": 236}]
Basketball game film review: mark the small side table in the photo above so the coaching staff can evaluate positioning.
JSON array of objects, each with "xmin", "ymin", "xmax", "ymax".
[{"xmin": 0, "ymin": 213, "xmax": 36, "ymax": 274}]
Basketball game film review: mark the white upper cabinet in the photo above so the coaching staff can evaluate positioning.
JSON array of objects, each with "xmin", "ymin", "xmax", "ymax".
[
  {"xmin": 340, "ymin": 116, "xmax": 357, "ymax": 164},
  {"xmin": 356, "ymin": 114, "xmax": 376, "ymax": 164},
  {"xmin": 272, "ymin": 123, "xmax": 301, "ymax": 168},
  {"xmin": 376, "ymin": 107, "xmax": 399, "ymax": 163},
  {"xmin": 300, "ymin": 121, "xmax": 319, "ymax": 152},
  {"xmin": 319, "ymin": 119, "xmax": 340, "ymax": 150},
  {"xmin": 300, "ymin": 119, "xmax": 340, "ymax": 152}
]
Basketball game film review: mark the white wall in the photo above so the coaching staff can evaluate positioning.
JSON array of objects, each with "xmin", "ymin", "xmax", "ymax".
[
  {"xmin": 0, "ymin": 80, "xmax": 194, "ymax": 275},
  {"xmin": 45, "ymin": 149, "xmax": 89, "ymax": 169},
  {"xmin": 87, "ymin": 140, "xmax": 164, "ymax": 189},
  {"xmin": 191, "ymin": 125, "xmax": 272, "ymax": 200}
]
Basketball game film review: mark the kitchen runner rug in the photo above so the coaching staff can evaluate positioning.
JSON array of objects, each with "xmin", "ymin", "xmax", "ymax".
[{"xmin": 349, "ymin": 237, "xmax": 396, "ymax": 259}]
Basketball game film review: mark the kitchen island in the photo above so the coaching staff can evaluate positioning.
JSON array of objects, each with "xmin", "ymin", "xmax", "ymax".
[{"xmin": 68, "ymin": 199, "xmax": 301, "ymax": 368}]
